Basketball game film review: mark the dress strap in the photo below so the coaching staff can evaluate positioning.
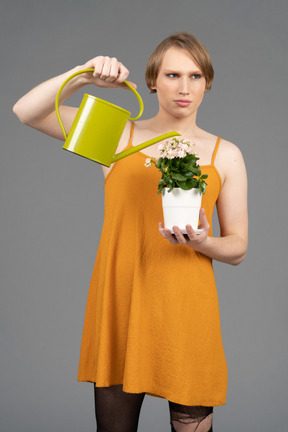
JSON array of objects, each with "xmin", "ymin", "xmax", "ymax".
[
  {"xmin": 211, "ymin": 137, "xmax": 221, "ymax": 165},
  {"xmin": 127, "ymin": 121, "xmax": 135, "ymax": 148}
]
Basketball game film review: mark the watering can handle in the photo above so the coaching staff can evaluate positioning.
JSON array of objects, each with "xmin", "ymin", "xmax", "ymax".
[{"xmin": 55, "ymin": 68, "xmax": 144, "ymax": 139}]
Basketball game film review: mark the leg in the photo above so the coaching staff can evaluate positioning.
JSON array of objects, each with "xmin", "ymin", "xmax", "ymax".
[
  {"xmin": 94, "ymin": 384, "xmax": 145, "ymax": 432},
  {"xmin": 168, "ymin": 401, "xmax": 213, "ymax": 432}
]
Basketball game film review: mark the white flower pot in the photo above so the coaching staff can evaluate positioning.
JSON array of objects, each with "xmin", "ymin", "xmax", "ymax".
[{"xmin": 162, "ymin": 188, "xmax": 202, "ymax": 232}]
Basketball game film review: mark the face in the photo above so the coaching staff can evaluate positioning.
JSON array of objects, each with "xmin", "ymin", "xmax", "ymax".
[{"xmin": 152, "ymin": 47, "xmax": 207, "ymax": 119}]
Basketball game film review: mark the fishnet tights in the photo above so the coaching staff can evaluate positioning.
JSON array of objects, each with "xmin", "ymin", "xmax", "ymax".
[
  {"xmin": 94, "ymin": 384, "xmax": 213, "ymax": 432},
  {"xmin": 169, "ymin": 402, "xmax": 213, "ymax": 432}
]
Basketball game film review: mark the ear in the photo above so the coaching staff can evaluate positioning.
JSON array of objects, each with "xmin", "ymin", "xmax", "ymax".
[{"xmin": 149, "ymin": 86, "xmax": 157, "ymax": 94}]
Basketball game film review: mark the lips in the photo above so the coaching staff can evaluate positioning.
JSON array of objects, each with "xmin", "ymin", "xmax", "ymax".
[{"xmin": 174, "ymin": 100, "xmax": 191, "ymax": 107}]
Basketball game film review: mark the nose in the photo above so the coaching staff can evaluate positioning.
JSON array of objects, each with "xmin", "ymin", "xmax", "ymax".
[{"xmin": 179, "ymin": 77, "xmax": 189, "ymax": 95}]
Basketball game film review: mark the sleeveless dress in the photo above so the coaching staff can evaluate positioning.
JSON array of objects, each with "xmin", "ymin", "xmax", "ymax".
[{"xmin": 78, "ymin": 124, "xmax": 228, "ymax": 407}]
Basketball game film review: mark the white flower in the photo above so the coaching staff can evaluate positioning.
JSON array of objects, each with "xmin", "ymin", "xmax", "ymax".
[
  {"xmin": 144, "ymin": 158, "xmax": 152, "ymax": 168},
  {"xmin": 157, "ymin": 137, "xmax": 195, "ymax": 159},
  {"xmin": 177, "ymin": 150, "xmax": 186, "ymax": 158}
]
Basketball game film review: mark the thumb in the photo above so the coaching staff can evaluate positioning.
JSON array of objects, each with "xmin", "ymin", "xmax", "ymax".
[
  {"xmin": 198, "ymin": 208, "xmax": 209, "ymax": 229},
  {"xmin": 121, "ymin": 80, "xmax": 137, "ymax": 90}
]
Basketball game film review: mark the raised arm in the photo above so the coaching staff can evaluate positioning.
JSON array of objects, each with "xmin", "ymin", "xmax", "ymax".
[{"xmin": 13, "ymin": 56, "xmax": 134, "ymax": 141}]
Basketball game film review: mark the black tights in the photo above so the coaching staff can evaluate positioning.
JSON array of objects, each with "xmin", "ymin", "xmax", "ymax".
[{"xmin": 94, "ymin": 384, "xmax": 213, "ymax": 432}]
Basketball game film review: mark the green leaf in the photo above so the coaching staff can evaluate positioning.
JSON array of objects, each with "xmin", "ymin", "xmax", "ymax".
[
  {"xmin": 192, "ymin": 168, "xmax": 201, "ymax": 175},
  {"xmin": 155, "ymin": 142, "xmax": 208, "ymax": 194},
  {"xmin": 177, "ymin": 180, "xmax": 195, "ymax": 190},
  {"xmin": 155, "ymin": 159, "xmax": 162, "ymax": 168},
  {"xmin": 185, "ymin": 154, "xmax": 199, "ymax": 163},
  {"xmin": 199, "ymin": 183, "xmax": 206, "ymax": 194},
  {"xmin": 171, "ymin": 173, "xmax": 188, "ymax": 181},
  {"xmin": 181, "ymin": 163, "xmax": 201, "ymax": 174}
]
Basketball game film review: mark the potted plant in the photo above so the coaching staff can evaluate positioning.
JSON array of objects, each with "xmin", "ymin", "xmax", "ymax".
[{"xmin": 145, "ymin": 137, "xmax": 208, "ymax": 233}]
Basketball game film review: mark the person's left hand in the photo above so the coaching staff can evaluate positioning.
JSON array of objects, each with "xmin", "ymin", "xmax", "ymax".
[{"xmin": 159, "ymin": 208, "xmax": 210, "ymax": 247}]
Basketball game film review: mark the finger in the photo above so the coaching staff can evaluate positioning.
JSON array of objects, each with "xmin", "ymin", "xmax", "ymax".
[
  {"xmin": 116, "ymin": 62, "xmax": 130, "ymax": 83},
  {"xmin": 159, "ymin": 222, "xmax": 178, "ymax": 245},
  {"xmin": 159, "ymin": 222, "xmax": 171, "ymax": 238},
  {"xmin": 99, "ymin": 56, "xmax": 114, "ymax": 79},
  {"xmin": 199, "ymin": 208, "xmax": 205, "ymax": 225},
  {"xmin": 93, "ymin": 56, "xmax": 104, "ymax": 78},
  {"xmin": 172, "ymin": 226, "xmax": 187, "ymax": 244},
  {"xmin": 198, "ymin": 208, "xmax": 210, "ymax": 231},
  {"xmin": 185, "ymin": 224, "xmax": 198, "ymax": 241},
  {"xmin": 103, "ymin": 57, "xmax": 121, "ymax": 83},
  {"xmin": 122, "ymin": 80, "xmax": 138, "ymax": 90}
]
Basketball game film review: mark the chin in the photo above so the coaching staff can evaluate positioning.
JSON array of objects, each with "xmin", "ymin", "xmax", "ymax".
[{"xmin": 173, "ymin": 111, "xmax": 194, "ymax": 119}]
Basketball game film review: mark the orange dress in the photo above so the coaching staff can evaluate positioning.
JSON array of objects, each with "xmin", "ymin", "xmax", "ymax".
[{"xmin": 78, "ymin": 124, "xmax": 228, "ymax": 406}]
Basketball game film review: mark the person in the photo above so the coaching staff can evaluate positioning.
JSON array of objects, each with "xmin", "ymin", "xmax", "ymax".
[{"xmin": 13, "ymin": 32, "xmax": 248, "ymax": 432}]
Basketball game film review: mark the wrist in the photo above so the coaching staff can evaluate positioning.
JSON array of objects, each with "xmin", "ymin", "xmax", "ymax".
[
  {"xmin": 189, "ymin": 232, "xmax": 211, "ymax": 253},
  {"xmin": 62, "ymin": 65, "xmax": 94, "ymax": 90},
  {"xmin": 75, "ymin": 64, "xmax": 95, "ymax": 86}
]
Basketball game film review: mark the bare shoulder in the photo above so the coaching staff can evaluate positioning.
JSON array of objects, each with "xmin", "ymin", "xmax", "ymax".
[
  {"xmin": 130, "ymin": 119, "xmax": 164, "ymax": 146},
  {"xmin": 218, "ymin": 138, "xmax": 244, "ymax": 161},
  {"xmin": 216, "ymin": 138, "xmax": 247, "ymax": 184},
  {"xmin": 101, "ymin": 120, "xmax": 133, "ymax": 178},
  {"xmin": 115, "ymin": 120, "xmax": 134, "ymax": 152},
  {"xmin": 115, "ymin": 119, "xmax": 154, "ymax": 152}
]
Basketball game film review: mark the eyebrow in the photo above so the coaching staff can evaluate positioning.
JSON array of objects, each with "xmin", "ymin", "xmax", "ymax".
[{"xmin": 163, "ymin": 69, "xmax": 202, "ymax": 74}]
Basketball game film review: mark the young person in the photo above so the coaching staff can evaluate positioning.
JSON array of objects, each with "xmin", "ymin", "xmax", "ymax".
[{"xmin": 13, "ymin": 32, "xmax": 248, "ymax": 432}]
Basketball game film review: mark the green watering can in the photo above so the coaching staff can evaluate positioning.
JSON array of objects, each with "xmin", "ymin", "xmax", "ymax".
[{"xmin": 55, "ymin": 68, "xmax": 180, "ymax": 167}]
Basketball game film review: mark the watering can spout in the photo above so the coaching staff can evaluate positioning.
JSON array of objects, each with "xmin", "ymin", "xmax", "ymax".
[
  {"xmin": 112, "ymin": 131, "xmax": 181, "ymax": 164},
  {"xmin": 55, "ymin": 68, "xmax": 181, "ymax": 167}
]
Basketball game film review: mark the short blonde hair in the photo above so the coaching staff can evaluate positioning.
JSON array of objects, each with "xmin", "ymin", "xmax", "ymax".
[{"xmin": 145, "ymin": 32, "xmax": 214, "ymax": 93}]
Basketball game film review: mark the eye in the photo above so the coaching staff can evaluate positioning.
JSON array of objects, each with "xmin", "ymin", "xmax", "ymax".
[
  {"xmin": 166, "ymin": 73, "xmax": 178, "ymax": 79},
  {"xmin": 191, "ymin": 73, "xmax": 202, "ymax": 79}
]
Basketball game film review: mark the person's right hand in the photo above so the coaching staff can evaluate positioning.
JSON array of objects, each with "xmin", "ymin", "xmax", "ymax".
[{"xmin": 82, "ymin": 56, "xmax": 137, "ymax": 90}]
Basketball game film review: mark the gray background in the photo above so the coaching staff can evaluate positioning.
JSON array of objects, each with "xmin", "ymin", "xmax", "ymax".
[{"xmin": 1, "ymin": 0, "xmax": 287, "ymax": 431}]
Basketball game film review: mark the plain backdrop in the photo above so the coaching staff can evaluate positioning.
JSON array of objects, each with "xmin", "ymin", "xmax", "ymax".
[{"xmin": 1, "ymin": 0, "xmax": 288, "ymax": 431}]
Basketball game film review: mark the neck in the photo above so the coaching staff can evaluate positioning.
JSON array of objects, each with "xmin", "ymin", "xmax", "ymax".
[{"xmin": 149, "ymin": 111, "xmax": 200, "ymax": 136}]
